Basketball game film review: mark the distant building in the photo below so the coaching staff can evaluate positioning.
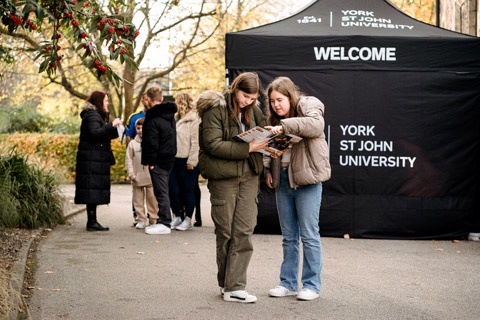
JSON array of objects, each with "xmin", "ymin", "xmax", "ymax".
[{"xmin": 440, "ymin": 0, "xmax": 479, "ymax": 36}]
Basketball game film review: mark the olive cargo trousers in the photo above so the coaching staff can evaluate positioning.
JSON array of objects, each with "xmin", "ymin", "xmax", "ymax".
[{"xmin": 208, "ymin": 162, "xmax": 259, "ymax": 292}]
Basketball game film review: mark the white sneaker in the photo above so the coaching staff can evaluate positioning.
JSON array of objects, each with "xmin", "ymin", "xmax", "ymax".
[
  {"xmin": 268, "ymin": 286, "xmax": 298, "ymax": 297},
  {"xmin": 145, "ymin": 223, "xmax": 171, "ymax": 235},
  {"xmin": 296, "ymin": 288, "xmax": 319, "ymax": 301},
  {"xmin": 135, "ymin": 221, "xmax": 147, "ymax": 229},
  {"xmin": 223, "ymin": 290, "xmax": 257, "ymax": 303},
  {"xmin": 468, "ymin": 233, "xmax": 479, "ymax": 241},
  {"xmin": 171, "ymin": 216, "xmax": 182, "ymax": 229},
  {"xmin": 176, "ymin": 217, "xmax": 192, "ymax": 231}
]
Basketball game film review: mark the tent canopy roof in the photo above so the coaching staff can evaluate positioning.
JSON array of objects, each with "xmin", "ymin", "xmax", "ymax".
[
  {"xmin": 226, "ymin": 0, "xmax": 480, "ymax": 71},
  {"xmin": 235, "ymin": 0, "xmax": 471, "ymax": 38}
]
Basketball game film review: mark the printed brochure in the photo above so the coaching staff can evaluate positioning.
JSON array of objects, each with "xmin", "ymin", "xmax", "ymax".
[{"xmin": 233, "ymin": 126, "xmax": 302, "ymax": 158}]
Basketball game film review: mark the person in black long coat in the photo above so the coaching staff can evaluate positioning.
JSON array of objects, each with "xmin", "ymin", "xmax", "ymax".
[{"xmin": 74, "ymin": 91, "xmax": 123, "ymax": 231}]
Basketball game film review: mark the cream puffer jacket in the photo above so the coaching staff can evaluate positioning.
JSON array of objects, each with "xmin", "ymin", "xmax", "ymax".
[
  {"xmin": 125, "ymin": 135, "xmax": 153, "ymax": 187},
  {"xmin": 264, "ymin": 96, "xmax": 331, "ymax": 189},
  {"xmin": 175, "ymin": 110, "xmax": 200, "ymax": 167}
]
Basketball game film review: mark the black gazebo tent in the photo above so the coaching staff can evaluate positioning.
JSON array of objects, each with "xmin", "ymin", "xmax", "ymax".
[{"xmin": 225, "ymin": 0, "xmax": 480, "ymax": 239}]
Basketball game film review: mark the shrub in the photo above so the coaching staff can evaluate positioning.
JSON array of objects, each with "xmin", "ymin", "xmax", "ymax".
[
  {"xmin": 0, "ymin": 148, "xmax": 65, "ymax": 228},
  {"xmin": 0, "ymin": 103, "xmax": 81, "ymax": 134},
  {"xmin": 0, "ymin": 103, "xmax": 49, "ymax": 133},
  {"xmin": 44, "ymin": 116, "xmax": 81, "ymax": 134},
  {"xmin": 0, "ymin": 133, "xmax": 127, "ymax": 183}
]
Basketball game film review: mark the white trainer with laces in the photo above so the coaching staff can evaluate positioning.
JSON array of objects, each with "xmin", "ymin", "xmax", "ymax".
[
  {"xmin": 268, "ymin": 285, "xmax": 298, "ymax": 297},
  {"xmin": 223, "ymin": 290, "xmax": 257, "ymax": 303},
  {"xmin": 145, "ymin": 223, "xmax": 171, "ymax": 235},
  {"xmin": 176, "ymin": 217, "xmax": 192, "ymax": 231},
  {"xmin": 170, "ymin": 216, "xmax": 182, "ymax": 229},
  {"xmin": 296, "ymin": 288, "xmax": 320, "ymax": 301},
  {"xmin": 135, "ymin": 221, "xmax": 147, "ymax": 229}
]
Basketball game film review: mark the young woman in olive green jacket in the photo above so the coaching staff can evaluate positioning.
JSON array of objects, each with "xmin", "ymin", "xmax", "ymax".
[{"xmin": 197, "ymin": 72, "xmax": 269, "ymax": 303}]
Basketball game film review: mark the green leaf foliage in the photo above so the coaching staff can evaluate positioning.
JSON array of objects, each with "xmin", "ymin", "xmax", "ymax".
[{"xmin": 0, "ymin": 148, "xmax": 65, "ymax": 228}]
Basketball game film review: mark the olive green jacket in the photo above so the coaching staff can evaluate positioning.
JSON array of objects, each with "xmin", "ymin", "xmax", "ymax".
[{"xmin": 197, "ymin": 91, "xmax": 265, "ymax": 180}]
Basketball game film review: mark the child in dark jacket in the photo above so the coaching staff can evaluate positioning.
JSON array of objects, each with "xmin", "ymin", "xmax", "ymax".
[{"xmin": 141, "ymin": 86, "xmax": 177, "ymax": 235}]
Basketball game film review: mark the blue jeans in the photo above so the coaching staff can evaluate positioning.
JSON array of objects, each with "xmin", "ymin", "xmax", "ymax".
[{"xmin": 276, "ymin": 166, "xmax": 323, "ymax": 293}]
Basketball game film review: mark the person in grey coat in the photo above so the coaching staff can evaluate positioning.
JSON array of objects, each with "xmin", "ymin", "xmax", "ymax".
[{"xmin": 75, "ymin": 90, "xmax": 123, "ymax": 231}]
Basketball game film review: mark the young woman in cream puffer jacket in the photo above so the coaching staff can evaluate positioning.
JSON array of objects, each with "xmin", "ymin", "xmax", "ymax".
[{"xmin": 169, "ymin": 92, "xmax": 201, "ymax": 231}]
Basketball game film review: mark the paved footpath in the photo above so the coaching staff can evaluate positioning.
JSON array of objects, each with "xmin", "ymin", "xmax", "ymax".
[{"xmin": 27, "ymin": 184, "xmax": 479, "ymax": 320}]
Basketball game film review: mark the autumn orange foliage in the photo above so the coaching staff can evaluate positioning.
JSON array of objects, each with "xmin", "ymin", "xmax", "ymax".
[
  {"xmin": 390, "ymin": 0, "xmax": 436, "ymax": 25},
  {"xmin": 0, "ymin": 134, "xmax": 127, "ymax": 183}
]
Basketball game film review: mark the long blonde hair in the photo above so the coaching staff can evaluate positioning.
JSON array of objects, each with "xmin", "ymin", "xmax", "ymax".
[{"xmin": 175, "ymin": 92, "xmax": 195, "ymax": 119}]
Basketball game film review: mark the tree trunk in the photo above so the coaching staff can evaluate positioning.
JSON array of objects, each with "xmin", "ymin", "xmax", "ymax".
[{"xmin": 123, "ymin": 45, "xmax": 136, "ymax": 121}]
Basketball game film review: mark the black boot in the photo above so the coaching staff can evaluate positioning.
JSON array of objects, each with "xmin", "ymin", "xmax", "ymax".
[
  {"xmin": 86, "ymin": 204, "xmax": 109, "ymax": 231},
  {"xmin": 194, "ymin": 183, "xmax": 202, "ymax": 227},
  {"xmin": 87, "ymin": 221, "xmax": 110, "ymax": 231}
]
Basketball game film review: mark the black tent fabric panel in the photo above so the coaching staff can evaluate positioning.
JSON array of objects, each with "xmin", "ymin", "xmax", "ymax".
[
  {"xmin": 354, "ymin": 197, "xmax": 474, "ymax": 239},
  {"xmin": 247, "ymin": 68, "xmax": 480, "ymax": 239},
  {"xmin": 226, "ymin": 0, "xmax": 480, "ymax": 239},
  {"xmin": 254, "ymin": 177, "xmax": 281, "ymax": 234},
  {"xmin": 226, "ymin": 34, "xmax": 480, "ymax": 71}
]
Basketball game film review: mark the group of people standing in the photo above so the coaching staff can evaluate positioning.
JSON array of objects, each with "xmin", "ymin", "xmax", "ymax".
[{"xmin": 73, "ymin": 72, "xmax": 331, "ymax": 303}]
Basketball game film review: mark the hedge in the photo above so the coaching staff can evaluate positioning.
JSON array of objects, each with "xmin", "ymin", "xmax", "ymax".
[{"xmin": 0, "ymin": 133, "xmax": 128, "ymax": 183}]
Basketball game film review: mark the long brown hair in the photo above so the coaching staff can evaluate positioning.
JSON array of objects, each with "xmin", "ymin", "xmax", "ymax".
[
  {"xmin": 87, "ymin": 90, "xmax": 108, "ymax": 121},
  {"xmin": 265, "ymin": 77, "xmax": 299, "ymax": 126},
  {"xmin": 228, "ymin": 72, "xmax": 261, "ymax": 127}
]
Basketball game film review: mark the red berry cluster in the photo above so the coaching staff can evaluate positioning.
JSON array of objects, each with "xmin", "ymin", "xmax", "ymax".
[
  {"xmin": 97, "ymin": 17, "xmax": 139, "ymax": 60},
  {"xmin": 98, "ymin": 17, "xmax": 139, "ymax": 37},
  {"xmin": 8, "ymin": 14, "xmax": 23, "ymax": 26},
  {"xmin": 25, "ymin": 18, "xmax": 38, "ymax": 30},
  {"xmin": 93, "ymin": 59, "xmax": 108, "ymax": 75}
]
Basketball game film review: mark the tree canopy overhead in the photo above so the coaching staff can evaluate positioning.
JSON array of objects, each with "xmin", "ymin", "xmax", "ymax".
[
  {"xmin": 1, "ymin": 0, "xmax": 225, "ymax": 120},
  {"xmin": 1, "ymin": 0, "xmax": 438, "ymax": 122},
  {"xmin": 1, "ymin": 0, "xmax": 139, "ymax": 85}
]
